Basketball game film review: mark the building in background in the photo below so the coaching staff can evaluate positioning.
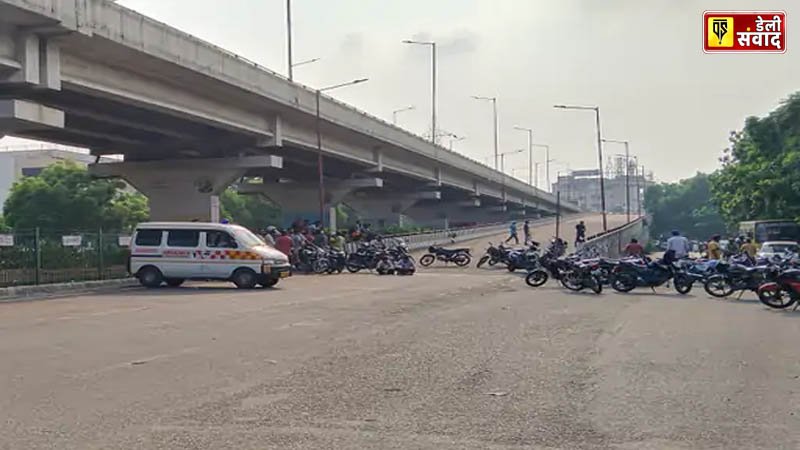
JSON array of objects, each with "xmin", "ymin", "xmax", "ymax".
[
  {"xmin": 0, "ymin": 148, "xmax": 119, "ymax": 210},
  {"xmin": 552, "ymin": 163, "xmax": 652, "ymax": 214}
]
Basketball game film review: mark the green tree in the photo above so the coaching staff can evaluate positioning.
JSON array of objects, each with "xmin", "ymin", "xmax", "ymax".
[
  {"xmin": 2, "ymin": 161, "xmax": 149, "ymax": 231},
  {"xmin": 0, "ymin": 215, "xmax": 8, "ymax": 232},
  {"xmin": 220, "ymin": 188, "xmax": 281, "ymax": 231},
  {"xmin": 710, "ymin": 91, "xmax": 800, "ymax": 225},
  {"xmin": 645, "ymin": 173, "xmax": 727, "ymax": 240}
]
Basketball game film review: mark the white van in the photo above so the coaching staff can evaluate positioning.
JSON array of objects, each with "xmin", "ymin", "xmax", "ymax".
[{"xmin": 129, "ymin": 222, "xmax": 291, "ymax": 289}]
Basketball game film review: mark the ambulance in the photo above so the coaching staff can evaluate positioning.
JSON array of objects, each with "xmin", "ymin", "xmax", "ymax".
[{"xmin": 129, "ymin": 222, "xmax": 291, "ymax": 289}]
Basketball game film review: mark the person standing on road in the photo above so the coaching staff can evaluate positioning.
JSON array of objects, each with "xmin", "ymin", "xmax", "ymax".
[
  {"xmin": 575, "ymin": 220, "xmax": 587, "ymax": 246},
  {"xmin": 624, "ymin": 238, "xmax": 645, "ymax": 258},
  {"xmin": 505, "ymin": 221, "xmax": 519, "ymax": 245},
  {"xmin": 329, "ymin": 231, "xmax": 346, "ymax": 252},
  {"xmin": 740, "ymin": 238, "xmax": 758, "ymax": 261},
  {"xmin": 275, "ymin": 230, "xmax": 293, "ymax": 258},
  {"xmin": 523, "ymin": 220, "xmax": 531, "ymax": 245},
  {"xmin": 262, "ymin": 226, "xmax": 277, "ymax": 246},
  {"xmin": 706, "ymin": 235, "xmax": 723, "ymax": 260},
  {"xmin": 665, "ymin": 230, "xmax": 690, "ymax": 263}
]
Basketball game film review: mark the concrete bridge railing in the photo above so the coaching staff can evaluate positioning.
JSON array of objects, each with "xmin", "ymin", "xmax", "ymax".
[{"xmin": 581, "ymin": 217, "xmax": 650, "ymax": 258}]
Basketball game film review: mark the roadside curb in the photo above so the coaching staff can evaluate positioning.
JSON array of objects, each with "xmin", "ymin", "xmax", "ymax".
[{"xmin": 0, "ymin": 278, "xmax": 139, "ymax": 303}]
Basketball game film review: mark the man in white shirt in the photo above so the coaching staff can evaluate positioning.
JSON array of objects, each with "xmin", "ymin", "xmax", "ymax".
[{"xmin": 665, "ymin": 229, "xmax": 690, "ymax": 261}]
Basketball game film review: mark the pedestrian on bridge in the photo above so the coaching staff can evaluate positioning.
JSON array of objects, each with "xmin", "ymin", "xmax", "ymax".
[
  {"xmin": 575, "ymin": 220, "xmax": 587, "ymax": 247},
  {"xmin": 505, "ymin": 221, "xmax": 519, "ymax": 245},
  {"xmin": 523, "ymin": 220, "xmax": 531, "ymax": 244}
]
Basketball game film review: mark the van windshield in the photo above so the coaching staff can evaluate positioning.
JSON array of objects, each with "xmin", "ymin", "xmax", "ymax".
[{"xmin": 230, "ymin": 226, "xmax": 266, "ymax": 248}]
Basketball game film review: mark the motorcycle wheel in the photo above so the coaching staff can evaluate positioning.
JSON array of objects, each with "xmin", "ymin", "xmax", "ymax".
[
  {"xmin": 507, "ymin": 263, "xmax": 517, "ymax": 272},
  {"xmin": 758, "ymin": 286, "xmax": 797, "ymax": 309},
  {"xmin": 611, "ymin": 274, "xmax": 637, "ymax": 293},
  {"xmin": 419, "ymin": 254, "xmax": 435, "ymax": 267},
  {"xmin": 488, "ymin": 258, "xmax": 498, "ymax": 266},
  {"xmin": 345, "ymin": 261, "xmax": 362, "ymax": 273},
  {"xmin": 704, "ymin": 275, "xmax": 734, "ymax": 298},
  {"xmin": 313, "ymin": 259, "xmax": 329, "ymax": 274},
  {"xmin": 589, "ymin": 275, "xmax": 603, "ymax": 294},
  {"xmin": 560, "ymin": 271, "xmax": 584, "ymax": 291},
  {"xmin": 673, "ymin": 275, "xmax": 693, "ymax": 295},
  {"xmin": 525, "ymin": 270, "xmax": 549, "ymax": 287},
  {"xmin": 454, "ymin": 254, "xmax": 471, "ymax": 267},
  {"xmin": 477, "ymin": 255, "xmax": 490, "ymax": 268}
]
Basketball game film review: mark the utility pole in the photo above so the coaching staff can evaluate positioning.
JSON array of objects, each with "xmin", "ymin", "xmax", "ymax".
[{"xmin": 286, "ymin": 0, "xmax": 293, "ymax": 81}]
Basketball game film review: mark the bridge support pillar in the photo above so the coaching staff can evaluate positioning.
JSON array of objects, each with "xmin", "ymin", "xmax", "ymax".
[{"xmin": 90, "ymin": 155, "xmax": 282, "ymax": 222}]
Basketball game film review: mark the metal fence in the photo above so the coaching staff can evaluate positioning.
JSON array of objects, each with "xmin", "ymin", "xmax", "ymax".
[{"xmin": 0, "ymin": 229, "xmax": 132, "ymax": 288}]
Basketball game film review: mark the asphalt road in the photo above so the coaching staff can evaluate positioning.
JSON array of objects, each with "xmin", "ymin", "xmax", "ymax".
[{"xmin": 3, "ymin": 214, "xmax": 800, "ymax": 449}]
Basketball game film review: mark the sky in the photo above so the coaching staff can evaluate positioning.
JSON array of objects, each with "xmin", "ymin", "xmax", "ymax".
[{"xmin": 3, "ymin": 0, "xmax": 798, "ymax": 183}]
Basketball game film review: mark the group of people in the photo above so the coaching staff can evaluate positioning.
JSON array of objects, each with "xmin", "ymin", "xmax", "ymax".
[
  {"xmin": 504, "ymin": 219, "xmax": 589, "ymax": 249},
  {"xmin": 260, "ymin": 223, "xmax": 347, "ymax": 262},
  {"xmin": 259, "ymin": 220, "xmax": 385, "ymax": 264},
  {"xmin": 505, "ymin": 220, "xmax": 534, "ymax": 245},
  {"xmin": 705, "ymin": 234, "xmax": 758, "ymax": 261},
  {"xmin": 622, "ymin": 229, "xmax": 761, "ymax": 263}
]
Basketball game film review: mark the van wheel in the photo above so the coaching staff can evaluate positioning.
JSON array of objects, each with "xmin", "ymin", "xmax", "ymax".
[
  {"xmin": 260, "ymin": 278, "xmax": 279, "ymax": 288},
  {"xmin": 165, "ymin": 278, "xmax": 185, "ymax": 287},
  {"xmin": 138, "ymin": 266, "xmax": 163, "ymax": 288},
  {"xmin": 232, "ymin": 268, "xmax": 258, "ymax": 289}
]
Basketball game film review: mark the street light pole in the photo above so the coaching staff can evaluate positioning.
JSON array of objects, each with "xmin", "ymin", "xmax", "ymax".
[
  {"xmin": 603, "ymin": 139, "xmax": 631, "ymax": 223},
  {"xmin": 292, "ymin": 57, "xmax": 320, "ymax": 69},
  {"xmin": 392, "ymin": 105, "xmax": 415, "ymax": 125},
  {"xmin": 315, "ymin": 78, "xmax": 369, "ymax": 227},
  {"xmin": 513, "ymin": 126, "xmax": 533, "ymax": 186},
  {"xmin": 286, "ymin": 0, "xmax": 293, "ymax": 81},
  {"xmin": 633, "ymin": 156, "xmax": 641, "ymax": 218},
  {"xmin": 473, "ymin": 96, "xmax": 499, "ymax": 170},
  {"xmin": 640, "ymin": 164, "xmax": 646, "ymax": 216},
  {"xmin": 402, "ymin": 40, "xmax": 436, "ymax": 143},
  {"xmin": 449, "ymin": 136, "xmax": 465, "ymax": 151},
  {"xmin": 554, "ymin": 104, "xmax": 607, "ymax": 231},
  {"xmin": 499, "ymin": 149, "xmax": 525, "ymax": 174},
  {"xmin": 532, "ymin": 144, "xmax": 551, "ymax": 191}
]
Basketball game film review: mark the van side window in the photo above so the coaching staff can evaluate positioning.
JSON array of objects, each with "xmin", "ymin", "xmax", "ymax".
[
  {"xmin": 206, "ymin": 231, "xmax": 238, "ymax": 249},
  {"xmin": 166, "ymin": 230, "xmax": 200, "ymax": 247},
  {"xmin": 135, "ymin": 229, "xmax": 163, "ymax": 246}
]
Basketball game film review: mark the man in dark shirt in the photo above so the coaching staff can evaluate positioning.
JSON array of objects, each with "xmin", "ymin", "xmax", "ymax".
[{"xmin": 575, "ymin": 221, "xmax": 587, "ymax": 245}]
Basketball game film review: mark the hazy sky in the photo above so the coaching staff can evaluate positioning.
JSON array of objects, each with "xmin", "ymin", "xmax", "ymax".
[{"xmin": 3, "ymin": 0, "xmax": 798, "ymax": 183}]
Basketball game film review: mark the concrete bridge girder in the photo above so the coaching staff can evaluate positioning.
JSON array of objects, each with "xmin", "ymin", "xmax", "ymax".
[
  {"xmin": 343, "ymin": 190, "xmax": 441, "ymax": 229},
  {"xmin": 89, "ymin": 155, "xmax": 282, "ymax": 222},
  {"xmin": 240, "ymin": 177, "xmax": 386, "ymax": 228}
]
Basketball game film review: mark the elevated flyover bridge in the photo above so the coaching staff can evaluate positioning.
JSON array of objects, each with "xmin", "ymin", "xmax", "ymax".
[{"xmin": 0, "ymin": 0, "xmax": 580, "ymax": 227}]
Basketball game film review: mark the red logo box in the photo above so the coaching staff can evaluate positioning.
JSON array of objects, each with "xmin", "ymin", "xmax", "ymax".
[{"xmin": 703, "ymin": 11, "xmax": 786, "ymax": 53}]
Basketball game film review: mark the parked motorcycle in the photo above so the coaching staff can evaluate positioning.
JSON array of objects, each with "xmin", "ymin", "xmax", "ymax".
[
  {"xmin": 703, "ymin": 262, "xmax": 776, "ymax": 298},
  {"xmin": 419, "ymin": 246, "xmax": 471, "ymax": 267},
  {"xmin": 345, "ymin": 242, "xmax": 380, "ymax": 273},
  {"xmin": 324, "ymin": 249, "xmax": 347, "ymax": 274},
  {"xmin": 294, "ymin": 243, "xmax": 329, "ymax": 273},
  {"xmin": 525, "ymin": 253, "xmax": 575, "ymax": 287},
  {"xmin": 559, "ymin": 260, "xmax": 604, "ymax": 294},
  {"xmin": 476, "ymin": 242, "xmax": 510, "ymax": 268},
  {"xmin": 757, "ymin": 269, "xmax": 800, "ymax": 309},
  {"xmin": 506, "ymin": 241, "xmax": 540, "ymax": 272},
  {"xmin": 610, "ymin": 259, "xmax": 693, "ymax": 294}
]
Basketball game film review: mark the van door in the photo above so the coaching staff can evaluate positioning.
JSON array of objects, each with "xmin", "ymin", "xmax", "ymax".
[
  {"xmin": 203, "ymin": 229, "xmax": 239, "ymax": 279},
  {"xmin": 163, "ymin": 229, "xmax": 201, "ymax": 278}
]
